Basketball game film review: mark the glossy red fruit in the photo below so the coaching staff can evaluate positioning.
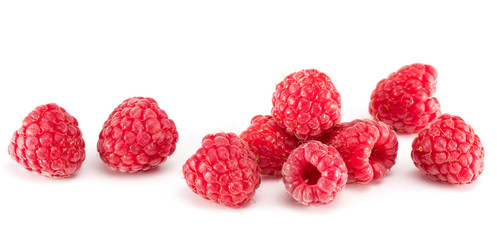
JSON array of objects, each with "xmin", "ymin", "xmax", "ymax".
[
  {"xmin": 272, "ymin": 69, "xmax": 341, "ymax": 140},
  {"xmin": 240, "ymin": 115, "xmax": 298, "ymax": 176},
  {"xmin": 329, "ymin": 119, "xmax": 398, "ymax": 184},
  {"xmin": 282, "ymin": 141, "xmax": 347, "ymax": 206},
  {"xmin": 411, "ymin": 114, "xmax": 484, "ymax": 184},
  {"xmin": 183, "ymin": 132, "xmax": 261, "ymax": 208},
  {"xmin": 8, "ymin": 103, "xmax": 86, "ymax": 177},
  {"xmin": 369, "ymin": 63, "xmax": 441, "ymax": 133},
  {"xmin": 97, "ymin": 97, "xmax": 178, "ymax": 173}
]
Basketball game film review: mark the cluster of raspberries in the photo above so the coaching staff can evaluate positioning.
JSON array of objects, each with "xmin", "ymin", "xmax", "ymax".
[
  {"xmin": 183, "ymin": 64, "xmax": 484, "ymax": 208},
  {"xmin": 7, "ymin": 64, "xmax": 485, "ymax": 208}
]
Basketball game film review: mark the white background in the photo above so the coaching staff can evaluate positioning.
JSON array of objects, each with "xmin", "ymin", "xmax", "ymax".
[{"xmin": 1, "ymin": 1, "xmax": 496, "ymax": 239}]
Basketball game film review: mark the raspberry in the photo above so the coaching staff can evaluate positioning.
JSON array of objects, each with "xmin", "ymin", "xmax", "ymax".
[
  {"xmin": 8, "ymin": 103, "xmax": 86, "ymax": 177},
  {"xmin": 282, "ymin": 141, "xmax": 347, "ymax": 205},
  {"xmin": 411, "ymin": 114, "xmax": 484, "ymax": 184},
  {"xmin": 182, "ymin": 132, "xmax": 261, "ymax": 208},
  {"xmin": 329, "ymin": 119, "xmax": 398, "ymax": 183},
  {"xmin": 271, "ymin": 69, "xmax": 341, "ymax": 140},
  {"xmin": 97, "ymin": 97, "xmax": 178, "ymax": 173},
  {"xmin": 240, "ymin": 115, "xmax": 298, "ymax": 176},
  {"xmin": 369, "ymin": 63, "xmax": 441, "ymax": 133}
]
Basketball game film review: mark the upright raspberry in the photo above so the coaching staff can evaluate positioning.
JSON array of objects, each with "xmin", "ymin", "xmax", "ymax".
[
  {"xmin": 329, "ymin": 119, "xmax": 398, "ymax": 183},
  {"xmin": 97, "ymin": 97, "xmax": 178, "ymax": 173},
  {"xmin": 369, "ymin": 63, "xmax": 441, "ymax": 133},
  {"xmin": 182, "ymin": 132, "xmax": 261, "ymax": 208},
  {"xmin": 271, "ymin": 69, "xmax": 341, "ymax": 140},
  {"xmin": 411, "ymin": 114, "xmax": 484, "ymax": 184},
  {"xmin": 282, "ymin": 141, "xmax": 347, "ymax": 206},
  {"xmin": 8, "ymin": 103, "xmax": 86, "ymax": 177},
  {"xmin": 240, "ymin": 115, "xmax": 298, "ymax": 176}
]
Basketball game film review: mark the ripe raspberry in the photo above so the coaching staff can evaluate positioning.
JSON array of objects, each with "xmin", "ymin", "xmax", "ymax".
[
  {"xmin": 240, "ymin": 115, "xmax": 298, "ymax": 176},
  {"xmin": 97, "ymin": 97, "xmax": 178, "ymax": 173},
  {"xmin": 369, "ymin": 63, "xmax": 441, "ymax": 133},
  {"xmin": 282, "ymin": 141, "xmax": 347, "ymax": 205},
  {"xmin": 182, "ymin": 132, "xmax": 261, "ymax": 208},
  {"xmin": 8, "ymin": 103, "xmax": 86, "ymax": 177},
  {"xmin": 271, "ymin": 69, "xmax": 341, "ymax": 140},
  {"xmin": 411, "ymin": 114, "xmax": 484, "ymax": 184},
  {"xmin": 329, "ymin": 119, "xmax": 398, "ymax": 183}
]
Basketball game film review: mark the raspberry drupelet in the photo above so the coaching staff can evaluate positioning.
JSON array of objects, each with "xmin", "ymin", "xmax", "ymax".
[
  {"xmin": 97, "ymin": 97, "xmax": 178, "ymax": 173},
  {"xmin": 8, "ymin": 103, "xmax": 86, "ymax": 177},
  {"xmin": 411, "ymin": 114, "xmax": 484, "ymax": 184},
  {"xmin": 271, "ymin": 69, "xmax": 341, "ymax": 140}
]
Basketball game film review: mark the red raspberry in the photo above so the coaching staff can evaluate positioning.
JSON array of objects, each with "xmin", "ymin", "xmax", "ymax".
[
  {"xmin": 369, "ymin": 63, "xmax": 441, "ymax": 133},
  {"xmin": 182, "ymin": 132, "xmax": 261, "ymax": 208},
  {"xmin": 282, "ymin": 141, "xmax": 347, "ymax": 205},
  {"xmin": 8, "ymin": 103, "xmax": 86, "ymax": 178},
  {"xmin": 329, "ymin": 119, "xmax": 398, "ymax": 184},
  {"xmin": 271, "ymin": 69, "xmax": 341, "ymax": 140},
  {"xmin": 97, "ymin": 97, "xmax": 178, "ymax": 173},
  {"xmin": 411, "ymin": 114, "xmax": 484, "ymax": 184},
  {"xmin": 240, "ymin": 115, "xmax": 298, "ymax": 176}
]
